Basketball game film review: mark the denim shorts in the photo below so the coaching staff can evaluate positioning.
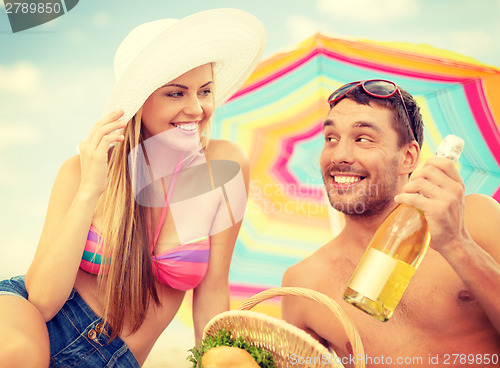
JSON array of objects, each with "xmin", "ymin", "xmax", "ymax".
[{"xmin": 0, "ymin": 275, "xmax": 140, "ymax": 368}]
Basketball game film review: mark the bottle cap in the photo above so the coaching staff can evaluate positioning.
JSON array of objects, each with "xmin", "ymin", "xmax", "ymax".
[{"xmin": 436, "ymin": 135, "xmax": 464, "ymax": 162}]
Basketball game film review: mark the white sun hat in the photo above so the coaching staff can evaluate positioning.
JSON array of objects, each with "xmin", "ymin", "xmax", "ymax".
[{"xmin": 103, "ymin": 8, "xmax": 267, "ymax": 124}]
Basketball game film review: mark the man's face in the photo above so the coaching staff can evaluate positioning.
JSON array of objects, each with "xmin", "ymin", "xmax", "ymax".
[{"xmin": 320, "ymin": 98, "xmax": 405, "ymax": 216}]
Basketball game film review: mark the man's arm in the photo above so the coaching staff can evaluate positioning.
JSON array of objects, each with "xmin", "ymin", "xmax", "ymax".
[
  {"xmin": 396, "ymin": 157, "xmax": 500, "ymax": 332},
  {"xmin": 442, "ymin": 193, "xmax": 500, "ymax": 331}
]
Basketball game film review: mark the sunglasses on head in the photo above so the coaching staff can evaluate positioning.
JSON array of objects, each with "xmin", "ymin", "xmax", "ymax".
[{"xmin": 327, "ymin": 79, "xmax": 414, "ymax": 140}]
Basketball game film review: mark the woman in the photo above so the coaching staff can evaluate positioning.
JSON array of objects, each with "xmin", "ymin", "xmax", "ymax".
[{"xmin": 0, "ymin": 8, "xmax": 266, "ymax": 367}]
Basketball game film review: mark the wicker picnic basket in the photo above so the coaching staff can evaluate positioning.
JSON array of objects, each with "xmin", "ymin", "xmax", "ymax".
[{"xmin": 203, "ymin": 287, "xmax": 365, "ymax": 368}]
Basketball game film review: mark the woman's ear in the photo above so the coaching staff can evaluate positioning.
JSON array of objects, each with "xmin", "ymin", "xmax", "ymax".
[{"xmin": 400, "ymin": 141, "xmax": 420, "ymax": 175}]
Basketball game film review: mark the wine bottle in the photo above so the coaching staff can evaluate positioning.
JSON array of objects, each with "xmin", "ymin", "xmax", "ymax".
[{"xmin": 343, "ymin": 135, "xmax": 465, "ymax": 321}]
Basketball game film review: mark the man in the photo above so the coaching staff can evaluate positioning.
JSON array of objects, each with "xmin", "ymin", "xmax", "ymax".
[{"xmin": 282, "ymin": 80, "xmax": 500, "ymax": 367}]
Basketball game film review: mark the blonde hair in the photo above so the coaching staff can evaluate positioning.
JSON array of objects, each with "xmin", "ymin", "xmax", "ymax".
[
  {"xmin": 96, "ymin": 107, "xmax": 159, "ymax": 339},
  {"xmin": 95, "ymin": 94, "xmax": 214, "ymax": 338}
]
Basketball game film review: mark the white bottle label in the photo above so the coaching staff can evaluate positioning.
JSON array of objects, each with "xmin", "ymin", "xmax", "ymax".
[{"xmin": 349, "ymin": 248, "xmax": 397, "ymax": 301}]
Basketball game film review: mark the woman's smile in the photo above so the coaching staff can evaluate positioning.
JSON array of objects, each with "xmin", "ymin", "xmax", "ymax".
[{"xmin": 170, "ymin": 121, "xmax": 200, "ymax": 134}]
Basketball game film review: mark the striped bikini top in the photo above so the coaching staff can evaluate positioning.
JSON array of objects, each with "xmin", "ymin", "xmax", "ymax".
[
  {"xmin": 79, "ymin": 155, "xmax": 211, "ymax": 291},
  {"xmin": 80, "ymin": 226, "xmax": 210, "ymax": 291}
]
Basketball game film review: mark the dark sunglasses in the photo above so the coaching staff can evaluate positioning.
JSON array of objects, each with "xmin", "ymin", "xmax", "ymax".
[{"xmin": 327, "ymin": 79, "xmax": 414, "ymax": 140}]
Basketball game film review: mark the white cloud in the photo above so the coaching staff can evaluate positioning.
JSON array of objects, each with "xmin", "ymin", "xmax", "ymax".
[
  {"xmin": 285, "ymin": 14, "xmax": 354, "ymax": 49},
  {"xmin": 317, "ymin": 0, "xmax": 419, "ymax": 22},
  {"xmin": 0, "ymin": 62, "xmax": 43, "ymax": 94},
  {"xmin": 431, "ymin": 29, "xmax": 495, "ymax": 64},
  {"xmin": 0, "ymin": 122, "xmax": 42, "ymax": 148},
  {"xmin": 286, "ymin": 15, "xmax": 322, "ymax": 45},
  {"xmin": 92, "ymin": 12, "xmax": 110, "ymax": 28},
  {"xmin": 0, "ymin": 64, "xmax": 113, "ymax": 154},
  {"xmin": 450, "ymin": 30, "xmax": 493, "ymax": 57},
  {"xmin": 0, "ymin": 158, "xmax": 23, "ymax": 186}
]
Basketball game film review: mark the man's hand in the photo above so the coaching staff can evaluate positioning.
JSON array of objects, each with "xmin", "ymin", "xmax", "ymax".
[{"xmin": 394, "ymin": 157, "xmax": 471, "ymax": 253}]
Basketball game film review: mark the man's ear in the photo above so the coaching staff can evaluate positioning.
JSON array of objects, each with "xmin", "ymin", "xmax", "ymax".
[{"xmin": 400, "ymin": 141, "xmax": 420, "ymax": 175}]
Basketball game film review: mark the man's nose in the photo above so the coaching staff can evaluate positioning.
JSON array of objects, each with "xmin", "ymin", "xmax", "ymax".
[{"xmin": 330, "ymin": 140, "xmax": 354, "ymax": 165}]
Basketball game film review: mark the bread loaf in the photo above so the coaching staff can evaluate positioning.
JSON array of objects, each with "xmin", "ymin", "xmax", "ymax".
[{"xmin": 201, "ymin": 345, "xmax": 261, "ymax": 368}]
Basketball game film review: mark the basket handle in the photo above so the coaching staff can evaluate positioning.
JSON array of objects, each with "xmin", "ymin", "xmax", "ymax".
[{"xmin": 237, "ymin": 286, "xmax": 365, "ymax": 368}]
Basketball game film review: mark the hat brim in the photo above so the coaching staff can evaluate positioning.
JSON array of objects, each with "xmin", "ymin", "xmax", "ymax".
[{"xmin": 103, "ymin": 8, "xmax": 267, "ymax": 123}]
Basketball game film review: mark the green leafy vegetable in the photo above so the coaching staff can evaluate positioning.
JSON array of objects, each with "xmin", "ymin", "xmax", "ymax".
[{"xmin": 187, "ymin": 329, "xmax": 276, "ymax": 368}]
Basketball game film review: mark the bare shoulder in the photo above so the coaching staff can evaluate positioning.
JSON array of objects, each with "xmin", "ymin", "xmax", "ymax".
[
  {"xmin": 281, "ymin": 244, "xmax": 333, "ymax": 344},
  {"xmin": 283, "ymin": 251, "xmax": 322, "ymax": 288},
  {"xmin": 205, "ymin": 139, "xmax": 248, "ymax": 166},
  {"xmin": 464, "ymin": 193, "xmax": 499, "ymax": 211},
  {"xmin": 464, "ymin": 193, "xmax": 500, "ymax": 259},
  {"xmin": 205, "ymin": 139, "xmax": 249, "ymax": 188},
  {"xmin": 60, "ymin": 154, "xmax": 81, "ymax": 176},
  {"xmin": 281, "ymin": 245, "xmax": 331, "ymax": 304}
]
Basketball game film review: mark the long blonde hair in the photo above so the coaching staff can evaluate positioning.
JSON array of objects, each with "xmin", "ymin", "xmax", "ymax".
[{"xmin": 95, "ymin": 103, "xmax": 213, "ymax": 338}]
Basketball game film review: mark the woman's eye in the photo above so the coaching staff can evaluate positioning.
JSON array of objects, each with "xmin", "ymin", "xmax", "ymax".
[
  {"xmin": 166, "ymin": 92, "xmax": 183, "ymax": 98},
  {"xmin": 199, "ymin": 89, "xmax": 212, "ymax": 96}
]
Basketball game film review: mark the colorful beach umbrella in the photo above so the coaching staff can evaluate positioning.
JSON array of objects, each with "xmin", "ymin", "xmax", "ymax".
[
  {"xmin": 216, "ymin": 33, "xmax": 500, "ymax": 311},
  {"xmin": 179, "ymin": 33, "xmax": 500, "ymax": 320}
]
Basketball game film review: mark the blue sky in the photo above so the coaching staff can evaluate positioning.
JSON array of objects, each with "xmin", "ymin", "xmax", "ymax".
[{"xmin": 1, "ymin": 0, "xmax": 499, "ymax": 278}]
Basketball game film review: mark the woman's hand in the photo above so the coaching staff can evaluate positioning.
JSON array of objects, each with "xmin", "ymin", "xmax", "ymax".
[{"xmin": 77, "ymin": 109, "xmax": 127, "ymax": 198}]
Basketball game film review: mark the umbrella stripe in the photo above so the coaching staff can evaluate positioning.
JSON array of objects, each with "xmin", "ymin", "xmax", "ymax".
[
  {"xmin": 229, "ymin": 48, "xmax": 320, "ymax": 101},
  {"xmin": 464, "ymin": 82, "xmax": 500, "ymax": 165}
]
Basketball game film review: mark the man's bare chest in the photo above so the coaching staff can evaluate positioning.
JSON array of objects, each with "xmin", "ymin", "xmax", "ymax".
[{"xmin": 309, "ymin": 249, "xmax": 493, "ymax": 362}]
